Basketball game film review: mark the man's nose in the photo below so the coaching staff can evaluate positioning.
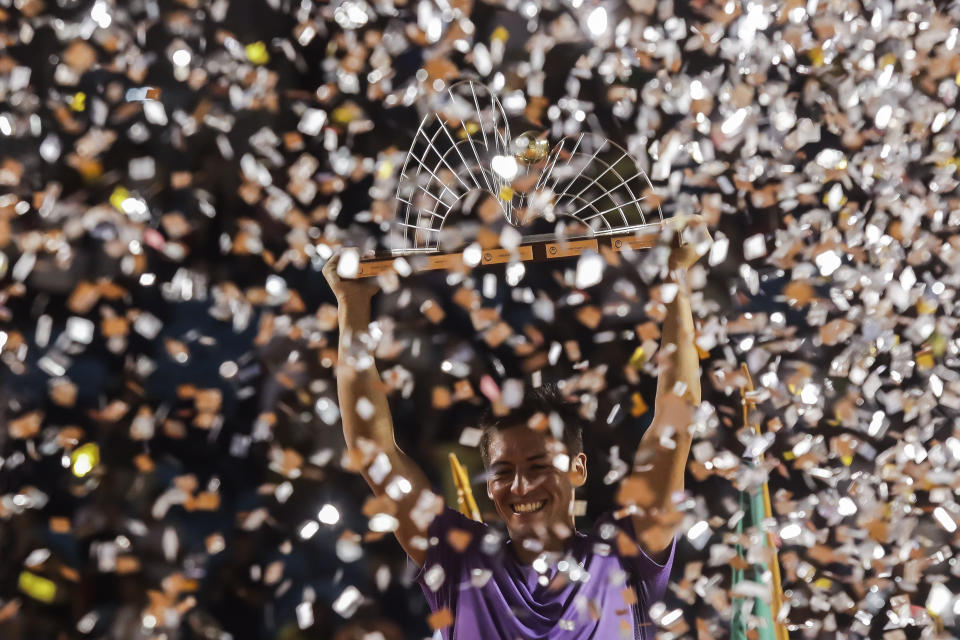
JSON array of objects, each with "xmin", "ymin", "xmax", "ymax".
[{"xmin": 510, "ymin": 472, "xmax": 531, "ymax": 494}]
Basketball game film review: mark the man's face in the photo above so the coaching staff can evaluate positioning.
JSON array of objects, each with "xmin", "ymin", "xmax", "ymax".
[{"xmin": 485, "ymin": 425, "xmax": 587, "ymax": 544}]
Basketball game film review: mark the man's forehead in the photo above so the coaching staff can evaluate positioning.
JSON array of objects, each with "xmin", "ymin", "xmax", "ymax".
[{"xmin": 487, "ymin": 426, "xmax": 566, "ymax": 461}]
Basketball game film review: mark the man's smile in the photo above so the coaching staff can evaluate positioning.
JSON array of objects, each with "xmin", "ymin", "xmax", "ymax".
[{"xmin": 511, "ymin": 499, "xmax": 547, "ymax": 514}]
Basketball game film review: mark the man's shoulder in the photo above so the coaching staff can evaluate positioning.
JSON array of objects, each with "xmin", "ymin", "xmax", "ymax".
[
  {"xmin": 582, "ymin": 508, "xmax": 634, "ymax": 538},
  {"xmin": 431, "ymin": 506, "xmax": 488, "ymax": 530},
  {"xmin": 426, "ymin": 507, "xmax": 490, "ymax": 550},
  {"xmin": 583, "ymin": 509, "xmax": 676, "ymax": 572},
  {"xmin": 410, "ymin": 507, "xmax": 492, "ymax": 582}
]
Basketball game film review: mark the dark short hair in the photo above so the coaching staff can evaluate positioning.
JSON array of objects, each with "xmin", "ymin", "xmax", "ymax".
[{"xmin": 478, "ymin": 383, "xmax": 585, "ymax": 469}]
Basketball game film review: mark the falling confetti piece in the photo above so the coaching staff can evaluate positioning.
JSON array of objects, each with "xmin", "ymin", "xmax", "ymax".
[
  {"xmin": 630, "ymin": 392, "xmax": 649, "ymax": 417},
  {"xmin": 427, "ymin": 608, "xmax": 454, "ymax": 630},
  {"xmin": 244, "ymin": 41, "xmax": 270, "ymax": 65},
  {"xmin": 332, "ymin": 585, "xmax": 362, "ymax": 618},
  {"xmin": 18, "ymin": 571, "xmax": 56, "ymax": 603},
  {"xmin": 70, "ymin": 443, "xmax": 100, "ymax": 478},
  {"xmin": 575, "ymin": 252, "xmax": 605, "ymax": 289}
]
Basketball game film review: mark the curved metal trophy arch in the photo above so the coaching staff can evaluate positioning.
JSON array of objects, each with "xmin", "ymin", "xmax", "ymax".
[{"xmin": 357, "ymin": 80, "xmax": 668, "ymax": 277}]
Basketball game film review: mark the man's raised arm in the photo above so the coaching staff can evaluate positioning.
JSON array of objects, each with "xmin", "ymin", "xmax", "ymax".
[
  {"xmin": 626, "ymin": 218, "xmax": 709, "ymax": 563},
  {"xmin": 323, "ymin": 252, "xmax": 434, "ymax": 567}
]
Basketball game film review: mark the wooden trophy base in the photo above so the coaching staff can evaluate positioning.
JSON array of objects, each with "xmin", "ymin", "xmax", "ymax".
[{"xmin": 355, "ymin": 223, "xmax": 672, "ymax": 279}]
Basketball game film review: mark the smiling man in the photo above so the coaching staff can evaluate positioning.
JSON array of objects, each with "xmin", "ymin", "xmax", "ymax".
[
  {"xmin": 323, "ymin": 219, "xmax": 707, "ymax": 639},
  {"xmin": 414, "ymin": 384, "xmax": 679, "ymax": 639}
]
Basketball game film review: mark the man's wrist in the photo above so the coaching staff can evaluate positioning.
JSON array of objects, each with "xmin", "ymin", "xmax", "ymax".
[
  {"xmin": 338, "ymin": 297, "xmax": 372, "ymax": 331},
  {"xmin": 664, "ymin": 276, "xmax": 691, "ymax": 308}
]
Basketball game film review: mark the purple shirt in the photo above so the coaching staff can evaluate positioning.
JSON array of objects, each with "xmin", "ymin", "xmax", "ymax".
[{"xmin": 408, "ymin": 508, "xmax": 675, "ymax": 639}]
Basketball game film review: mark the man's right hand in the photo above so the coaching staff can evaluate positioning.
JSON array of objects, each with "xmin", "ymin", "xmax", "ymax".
[{"xmin": 322, "ymin": 248, "xmax": 380, "ymax": 308}]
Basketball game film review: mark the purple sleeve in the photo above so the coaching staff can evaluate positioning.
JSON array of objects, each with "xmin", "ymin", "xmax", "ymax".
[
  {"xmin": 619, "ymin": 514, "xmax": 676, "ymax": 605},
  {"xmin": 407, "ymin": 507, "xmax": 487, "ymax": 614}
]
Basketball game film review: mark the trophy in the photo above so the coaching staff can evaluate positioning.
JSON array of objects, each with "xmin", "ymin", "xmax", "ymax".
[{"xmin": 356, "ymin": 80, "xmax": 671, "ymax": 278}]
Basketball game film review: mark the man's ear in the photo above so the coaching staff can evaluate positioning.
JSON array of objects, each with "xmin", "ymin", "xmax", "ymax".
[{"xmin": 569, "ymin": 453, "xmax": 587, "ymax": 488}]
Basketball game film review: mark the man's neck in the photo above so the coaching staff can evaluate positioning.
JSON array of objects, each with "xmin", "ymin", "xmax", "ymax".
[{"xmin": 509, "ymin": 521, "xmax": 578, "ymax": 565}]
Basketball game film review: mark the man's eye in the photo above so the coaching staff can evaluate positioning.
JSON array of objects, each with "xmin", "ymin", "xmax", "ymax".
[{"xmin": 532, "ymin": 464, "xmax": 550, "ymax": 471}]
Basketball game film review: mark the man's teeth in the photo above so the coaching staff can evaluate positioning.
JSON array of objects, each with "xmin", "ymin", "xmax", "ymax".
[{"xmin": 513, "ymin": 500, "xmax": 545, "ymax": 514}]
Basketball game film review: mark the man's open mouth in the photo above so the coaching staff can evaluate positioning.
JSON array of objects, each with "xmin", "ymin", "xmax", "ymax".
[{"xmin": 511, "ymin": 500, "xmax": 546, "ymax": 514}]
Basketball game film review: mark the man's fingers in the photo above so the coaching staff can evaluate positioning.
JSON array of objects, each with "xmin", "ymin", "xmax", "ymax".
[
  {"xmin": 322, "ymin": 249, "xmax": 343, "ymax": 283},
  {"xmin": 332, "ymin": 247, "xmax": 363, "ymax": 279},
  {"xmin": 322, "ymin": 253, "xmax": 337, "ymax": 274},
  {"xmin": 666, "ymin": 213, "xmax": 704, "ymax": 232},
  {"xmin": 663, "ymin": 215, "xmax": 708, "ymax": 251}
]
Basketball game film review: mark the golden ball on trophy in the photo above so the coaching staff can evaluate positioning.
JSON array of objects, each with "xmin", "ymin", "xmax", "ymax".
[{"xmin": 513, "ymin": 131, "xmax": 550, "ymax": 164}]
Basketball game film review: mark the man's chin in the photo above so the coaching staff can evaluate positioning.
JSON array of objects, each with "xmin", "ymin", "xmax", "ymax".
[
  {"xmin": 508, "ymin": 508, "xmax": 550, "ymax": 527},
  {"xmin": 506, "ymin": 512, "xmax": 556, "ymax": 541}
]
